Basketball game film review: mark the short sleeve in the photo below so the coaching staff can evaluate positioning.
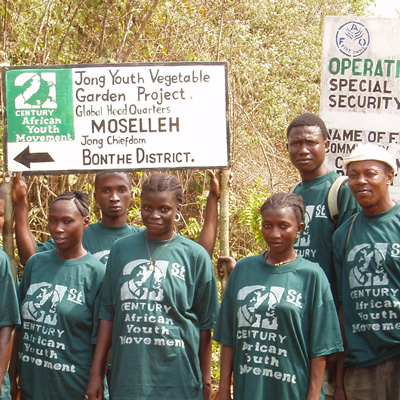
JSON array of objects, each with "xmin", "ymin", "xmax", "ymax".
[
  {"xmin": 309, "ymin": 285, "xmax": 343, "ymax": 357},
  {"xmin": 0, "ymin": 252, "xmax": 20, "ymax": 327},
  {"xmin": 99, "ymin": 247, "xmax": 117, "ymax": 322},
  {"xmin": 333, "ymin": 223, "xmax": 349, "ymax": 302},
  {"xmin": 36, "ymin": 239, "xmax": 56, "ymax": 253},
  {"xmin": 191, "ymin": 253, "xmax": 219, "ymax": 330},
  {"xmin": 213, "ymin": 289, "xmax": 234, "ymax": 346},
  {"xmin": 337, "ymin": 183, "xmax": 360, "ymax": 227}
]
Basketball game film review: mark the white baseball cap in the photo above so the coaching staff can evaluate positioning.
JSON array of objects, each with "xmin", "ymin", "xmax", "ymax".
[{"xmin": 343, "ymin": 143, "xmax": 397, "ymax": 174}]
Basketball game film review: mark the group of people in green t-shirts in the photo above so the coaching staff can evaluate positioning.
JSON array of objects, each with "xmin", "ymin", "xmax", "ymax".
[
  {"xmin": 1, "ymin": 113, "xmax": 399, "ymax": 400},
  {"xmin": 216, "ymin": 114, "xmax": 400, "ymax": 400}
]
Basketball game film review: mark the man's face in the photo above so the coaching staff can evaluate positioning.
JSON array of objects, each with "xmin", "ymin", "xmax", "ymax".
[
  {"xmin": 287, "ymin": 125, "xmax": 329, "ymax": 179},
  {"xmin": 94, "ymin": 173, "xmax": 132, "ymax": 224},
  {"xmin": 347, "ymin": 160, "xmax": 393, "ymax": 215}
]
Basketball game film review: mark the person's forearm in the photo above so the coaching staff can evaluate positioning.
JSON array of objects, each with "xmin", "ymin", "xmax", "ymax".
[
  {"xmin": 90, "ymin": 320, "xmax": 113, "ymax": 378},
  {"xmin": 14, "ymin": 199, "xmax": 36, "ymax": 265},
  {"xmin": 334, "ymin": 305, "xmax": 347, "ymax": 399},
  {"xmin": 307, "ymin": 356, "xmax": 326, "ymax": 400},
  {"xmin": 0, "ymin": 326, "xmax": 14, "ymax": 388},
  {"xmin": 8, "ymin": 330, "xmax": 19, "ymax": 383},
  {"xmin": 198, "ymin": 194, "xmax": 219, "ymax": 257},
  {"xmin": 199, "ymin": 329, "xmax": 212, "ymax": 400},
  {"xmin": 87, "ymin": 320, "xmax": 113, "ymax": 400},
  {"xmin": 216, "ymin": 345, "xmax": 233, "ymax": 400}
]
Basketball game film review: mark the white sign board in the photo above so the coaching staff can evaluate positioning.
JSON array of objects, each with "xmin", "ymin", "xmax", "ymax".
[
  {"xmin": 320, "ymin": 17, "xmax": 400, "ymax": 198},
  {"xmin": 3, "ymin": 62, "xmax": 229, "ymax": 175}
]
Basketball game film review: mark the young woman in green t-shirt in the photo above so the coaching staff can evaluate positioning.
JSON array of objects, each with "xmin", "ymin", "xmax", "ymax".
[
  {"xmin": 87, "ymin": 173, "xmax": 219, "ymax": 400},
  {"xmin": 214, "ymin": 193, "xmax": 343, "ymax": 400},
  {"xmin": 10, "ymin": 192, "xmax": 107, "ymax": 400}
]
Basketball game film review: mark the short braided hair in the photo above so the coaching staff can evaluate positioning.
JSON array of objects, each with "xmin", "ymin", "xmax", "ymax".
[
  {"xmin": 141, "ymin": 173, "xmax": 183, "ymax": 204},
  {"xmin": 260, "ymin": 193, "xmax": 304, "ymax": 224},
  {"xmin": 51, "ymin": 191, "xmax": 90, "ymax": 217}
]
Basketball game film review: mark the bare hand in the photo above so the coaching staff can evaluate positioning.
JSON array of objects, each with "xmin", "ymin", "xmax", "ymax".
[
  {"xmin": 333, "ymin": 386, "xmax": 347, "ymax": 400},
  {"xmin": 85, "ymin": 375, "xmax": 104, "ymax": 400},
  {"xmin": 12, "ymin": 172, "xmax": 28, "ymax": 204},
  {"xmin": 10, "ymin": 377, "xmax": 19, "ymax": 400},
  {"xmin": 215, "ymin": 387, "xmax": 232, "ymax": 400},
  {"xmin": 207, "ymin": 170, "xmax": 221, "ymax": 200},
  {"xmin": 217, "ymin": 256, "xmax": 236, "ymax": 280}
]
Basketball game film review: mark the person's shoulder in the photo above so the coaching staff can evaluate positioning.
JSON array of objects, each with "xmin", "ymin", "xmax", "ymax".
[
  {"xmin": 297, "ymin": 256, "xmax": 325, "ymax": 274},
  {"xmin": 128, "ymin": 225, "xmax": 143, "ymax": 234},
  {"xmin": 337, "ymin": 178, "xmax": 354, "ymax": 199},
  {"xmin": 296, "ymin": 257, "xmax": 331, "ymax": 283},
  {"xmin": 232, "ymin": 254, "xmax": 264, "ymax": 274},
  {"xmin": 111, "ymin": 229, "xmax": 144, "ymax": 248},
  {"xmin": 0, "ymin": 248, "xmax": 10, "ymax": 263},
  {"xmin": 30, "ymin": 248, "xmax": 57, "ymax": 261},
  {"xmin": 334, "ymin": 212, "xmax": 357, "ymax": 235},
  {"xmin": 0, "ymin": 249, "xmax": 12, "ymax": 276},
  {"xmin": 23, "ymin": 249, "xmax": 57, "ymax": 275},
  {"xmin": 177, "ymin": 234, "xmax": 210, "ymax": 256},
  {"xmin": 82, "ymin": 252, "xmax": 107, "ymax": 273},
  {"xmin": 332, "ymin": 213, "xmax": 359, "ymax": 252}
]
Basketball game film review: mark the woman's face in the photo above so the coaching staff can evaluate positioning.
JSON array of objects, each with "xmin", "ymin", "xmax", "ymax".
[
  {"xmin": 48, "ymin": 199, "xmax": 89, "ymax": 256},
  {"xmin": 141, "ymin": 190, "xmax": 180, "ymax": 241},
  {"xmin": 261, "ymin": 206, "xmax": 303, "ymax": 257}
]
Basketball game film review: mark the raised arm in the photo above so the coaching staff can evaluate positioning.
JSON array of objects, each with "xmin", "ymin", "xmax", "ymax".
[
  {"xmin": 12, "ymin": 172, "xmax": 36, "ymax": 265},
  {"xmin": 86, "ymin": 320, "xmax": 113, "ymax": 400},
  {"xmin": 198, "ymin": 170, "xmax": 221, "ymax": 257}
]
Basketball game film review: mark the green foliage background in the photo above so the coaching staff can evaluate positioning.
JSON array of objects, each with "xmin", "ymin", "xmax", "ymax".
[{"xmin": 0, "ymin": 0, "xmax": 377, "ymax": 387}]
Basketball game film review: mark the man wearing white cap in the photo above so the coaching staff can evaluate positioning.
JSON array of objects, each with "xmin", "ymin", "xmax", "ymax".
[{"xmin": 333, "ymin": 143, "xmax": 400, "ymax": 400}]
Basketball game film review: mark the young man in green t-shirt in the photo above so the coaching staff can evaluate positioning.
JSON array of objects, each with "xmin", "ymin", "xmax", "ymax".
[
  {"xmin": 333, "ymin": 144, "xmax": 400, "ymax": 400},
  {"xmin": 286, "ymin": 113, "xmax": 360, "ymax": 290},
  {"xmin": 286, "ymin": 113, "xmax": 360, "ymax": 399}
]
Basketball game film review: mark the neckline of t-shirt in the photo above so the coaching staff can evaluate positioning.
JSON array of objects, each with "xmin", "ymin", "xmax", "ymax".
[
  {"xmin": 54, "ymin": 249, "xmax": 91, "ymax": 264},
  {"xmin": 98, "ymin": 221, "xmax": 132, "ymax": 231},
  {"xmin": 300, "ymin": 170, "xmax": 337, "ymax": 188},
  {"xmin": 141, "ymin": 230, "xmax": 181, "ymax": 247},
  {"xmin": 261, "ymin": 252, "xmax": 303, "ymax": 273},
  {"xmin": 360, "ymin": 202, "xmax": 400, "ymax": 220}
]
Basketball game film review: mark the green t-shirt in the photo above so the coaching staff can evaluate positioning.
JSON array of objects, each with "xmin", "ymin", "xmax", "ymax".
[
  {"xmin": 17, "ymin": 250, "xmax": 106, "ymax": 400},
  {"xmin": 334, "ymin": 204, "xmax": 400, "ymax": 367},
  {"xmin": 100, "ymin": 230, "xmax": 219, "ymax": 400},
  {"xmin": 293, "ymin": 171, "xmax": 360, "ymax": 287},
  {"xmin": 36, "ymin": 222, "xmax": 142, "ymax": 264},
  {"xmin": 213, "ymin": 254, "xmax": 343, "ymax": 400},
  {"xmin": 0, "ymin": 250, "xmax": 20, "ymax": 400}
]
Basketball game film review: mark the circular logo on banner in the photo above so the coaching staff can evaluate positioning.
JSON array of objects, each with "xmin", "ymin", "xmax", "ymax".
[{"xmin": 336, "ymin": 21, "xmax": 370, "ymax": 57}]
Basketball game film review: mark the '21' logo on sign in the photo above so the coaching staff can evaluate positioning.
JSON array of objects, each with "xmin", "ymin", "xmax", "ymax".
[{"xmin": 14, "ymin": 72, "xmax": 57, "ymax": 109}]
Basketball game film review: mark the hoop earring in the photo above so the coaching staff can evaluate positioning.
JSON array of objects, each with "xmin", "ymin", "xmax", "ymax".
[{"xmin": 174, "ymin": 212, "xmax": 182, "ymax": 222}]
